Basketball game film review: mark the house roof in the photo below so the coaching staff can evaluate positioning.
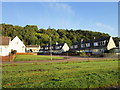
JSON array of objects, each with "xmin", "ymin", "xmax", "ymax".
[
  {"xmin": 26, "ymin": 45, "xmax": 40, "ymax": 48},
  {"xmin": 70, "ymin": 36, "xmax": 111, "ymax": 50},
  {"xmin": 0, "ymin": 36, "xmax": 11, "ymax": 45},
  {"xmin": 42, "ymin": 43, "xmax": 64, "ymax": 47},
  {"xmin": 41, "ymin": 43, "xmax": 65, "ymax": 50},
  {"xmin": 81, "ymin": 36, "xmax": 110, "ymax": 43}
]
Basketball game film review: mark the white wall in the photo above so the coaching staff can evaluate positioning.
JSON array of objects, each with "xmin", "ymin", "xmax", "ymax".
[
  {"xmin": 0, "ymin": 45, "xmax": 10, "ymax": 56},
  {"xmin": 26, "ymin": 47, "xmax": 40, "ymax": 52},
  {"xmin": 107, "ymin": 37, "xmax": 116, "ymax": 50},
  {"xmin": 62, "ymin": 43, "xmax": 69, "ymax": 52},
  {"xmin": 9, "ymin": 36, "xmax": 26, "ymax": 53}
]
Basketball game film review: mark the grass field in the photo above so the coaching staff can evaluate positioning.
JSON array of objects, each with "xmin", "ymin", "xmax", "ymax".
[
  {"xmin": 15, "ymin": 55, "xmax": 64, "ymax": 61},
  {"xmin": 2, "ymin": 59, "xmax": 119, "ymax": 88}
]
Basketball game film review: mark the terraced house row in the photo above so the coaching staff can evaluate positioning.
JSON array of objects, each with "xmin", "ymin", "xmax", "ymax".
[
  {"xmin": 70, "ymin": 36, "xmax": 117, "ymax": 54},
  {"xmin": 0, "ymin": 36, "xmax": 118, "ymax": 56},
  {"xmin": 40, "ymin": 36, "xmax": 118, "ymax": 54}
]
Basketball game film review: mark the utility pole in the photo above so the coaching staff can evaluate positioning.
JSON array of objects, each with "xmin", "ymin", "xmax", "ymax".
[{"xmin": 50, "ymin": 36, "xmax": 52, "ymax": 60}]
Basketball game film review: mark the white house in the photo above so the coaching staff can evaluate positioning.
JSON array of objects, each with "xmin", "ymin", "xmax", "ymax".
[
  {"xmin": 70, "ymin": 36, "xmax": 116, "ymax": 54},
  {"xmin": 9, "ymin": 36, "xmax": 26, "ymax": 53},
  {"xmin": 26, "ymin": 45, "xmax": 40, "ymax": 52},
  {"xmin": 40, "ymin": 43, "xmax": 69, "ymax": 54},
  {"xmin": 0, "ymin": 36, "xmax": 11, "ymax": 56}
]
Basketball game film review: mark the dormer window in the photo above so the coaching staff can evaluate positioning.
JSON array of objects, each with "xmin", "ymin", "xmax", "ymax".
[
  {"xmin": 71, "ymin": 45, "xmax": 73, "ymax": 49},
  {"xmin": 94, "ymin": 42, "xmax": 98, "ymax": 46},
  {"xmin": 81, "ymin": 44, "xmax": 83, "ymax": 48},
  {"xmin": 86, "ymin": 43, "xmax": 90, "ymax": 47},
  {"xmin": 99, "ymin": 41, "xmax": 105, "ymax": 46},
  {"xmin": 81, "ymin": 44, "xmax": 85, "ymax": 48},
  {"xmin": 74, "ymin": 45, "xmax": 78, "ymax": 48}
]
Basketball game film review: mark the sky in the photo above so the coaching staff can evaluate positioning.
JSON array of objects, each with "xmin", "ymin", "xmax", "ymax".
[{"xmin": 2, "ymin": 2, "xmax": 118, "ymax": 37}]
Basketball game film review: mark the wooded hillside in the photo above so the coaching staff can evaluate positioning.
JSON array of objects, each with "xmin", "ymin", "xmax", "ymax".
[{"xmin": 0, "ymin": 24, "xmax": 119, "ymax": 46}]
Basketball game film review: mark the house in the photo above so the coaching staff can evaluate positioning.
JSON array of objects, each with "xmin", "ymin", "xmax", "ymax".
[
  {"xmin": 0, "ymin": 36, "xmax": 11, "ymax": 56},
  {"xmin": 70, "ymin": 36, "xmax": 116, "ymax": 54},
  {"xmin": 9, "ymin": 36, "xmax": 26, "ymax": 53},
  {"xmin": 40, "ymin": 43, "xmax": 69, "ymax": 54},
  {"xmin": 26, "ymin": 45, "xmax": 40, "ymax": 52},
  {"xmin": 110, "ymin": 41, "xmax": 120, "ymax": 53}
]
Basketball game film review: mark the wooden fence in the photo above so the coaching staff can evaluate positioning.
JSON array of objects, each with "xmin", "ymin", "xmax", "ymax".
[
  {"xmin": 1, "ymin": 54, "xmax": 16, "ymax": 62},
  {"xmin": 16, "ymin": 53, "xmax": 36, "ymax": 55}
]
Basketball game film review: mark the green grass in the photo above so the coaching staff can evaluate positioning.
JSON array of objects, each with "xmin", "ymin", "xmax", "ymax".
[
  {"xmin": 2, "ymin": 59, "xmax": 119, "ymax": 88},
  {"xmin": 15, "ymin": 55, "xmax": 64, "ymax": 61}
]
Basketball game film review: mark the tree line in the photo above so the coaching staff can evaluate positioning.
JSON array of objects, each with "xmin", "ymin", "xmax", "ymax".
[{"xmin": 0, "ymin": 23, "xmax": 119, "ymax": 47}]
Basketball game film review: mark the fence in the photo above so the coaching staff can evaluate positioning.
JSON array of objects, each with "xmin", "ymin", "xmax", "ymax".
[
  {"xmin": 1, "ymin": 54, "xmax": 16, "ymax": 62},
  {"xmin": 16, "ymin": 53, "xmax": 36, "ymax": 55}
]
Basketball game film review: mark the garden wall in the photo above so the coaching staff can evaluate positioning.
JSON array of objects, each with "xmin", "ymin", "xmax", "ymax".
[
  {"xmin": 1, "ymin": 54, "xmax": 15, "ymax": 62},
  {"xmin": 16, "ymin": 53, "xmax": 36, "ymax": 55}
]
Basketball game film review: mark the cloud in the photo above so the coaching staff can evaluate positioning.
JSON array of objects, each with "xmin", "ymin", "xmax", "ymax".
[
  {"xmin": 48, "ymin": 2, "xmax": 74, "ymax": 14},
  {"xmin": 95, "ymin": 22, "xmax": 114, "ymax": 31},
  {"xmin": 95, "ymin": 22, "xmax": 118, "ymax": 36}
]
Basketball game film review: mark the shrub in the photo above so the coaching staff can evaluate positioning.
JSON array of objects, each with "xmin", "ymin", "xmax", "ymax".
[
  {"xmin": 79, "ymin": 52, "xmax": 92, "ymax": 57},
  {"xmin": 104, "ymin": 49, "xmax": 115, "ymax": 53},
  {"xmin": 79, "ymin": 52, "xmax": 87, "ymax": 57},
  {"xmin": 11, "ymin": 50, "xmax": 17, "ymax": 55}
]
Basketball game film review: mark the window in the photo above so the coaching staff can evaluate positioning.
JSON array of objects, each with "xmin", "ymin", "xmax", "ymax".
[
  {"xmin": 100, "ymin": 49, "xmax": 105, "ymax": 52},
  {"xmin": 70, "ymin": 46, "xmax": 73, "ymax": 49},
  {"xmin": 16, "ymin": 42, "xmax": 19, "ymax": 45},
  {"xmin": 86, "ymin": 43, "xmax": 90, "ymax": 47},
  {"xmin": 51, "ymin": 46, "xmax": 53, "ymax": 49},
  {"xmin": 99, "ymin": 41, "xmax": 105, "ymax": 46},
  {"xmin": 81, "ymin": 44, "xmax": 85, "ymax": 48},
  {"xmin": 94, "ymin": 42, "xmax": 98, "ymax": 46},
  {"xmin": 56, "ymin": 46, "xmax": 60, "ymax": 49},
  {"xmin": 45, "ymin": 47, "xmax": 48, "ymax": 50},
  {"xmin": 74, "ymin": 45, "xmax": 78, "ymax": 48},
  {"xmin": 81, "ymin": 44, "xmax": 84, "ymax": 48}
]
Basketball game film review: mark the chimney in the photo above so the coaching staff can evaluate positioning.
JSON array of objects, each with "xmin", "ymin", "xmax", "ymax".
[{"xmin": 81, "ymin": 39, "xmax": 84, "ymax": 42}]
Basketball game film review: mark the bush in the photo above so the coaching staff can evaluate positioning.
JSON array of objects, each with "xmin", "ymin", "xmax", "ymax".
[
  {"xmin": 79, "ymin": 52, "xmax": 87, "ymax": 57},
  {"xmin": 11, "ymin": 50, "xmax": 17, "ymax": 55},
  {"xmin": 104, "ymin": 49, "xmax": 115, "ymax": 53},
  {"xmin": 79, "ymin": 52, "xmax": 92, "ymax": 57}
]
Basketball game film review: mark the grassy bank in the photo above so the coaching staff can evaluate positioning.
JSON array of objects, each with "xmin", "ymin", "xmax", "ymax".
[
  {"xmin": 15, "ymin": 55, "xmax": 64, "ymax": 61},
  {"xmin": 2, "ymin": 60, "xmax": 119, "ymax": 88}
]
